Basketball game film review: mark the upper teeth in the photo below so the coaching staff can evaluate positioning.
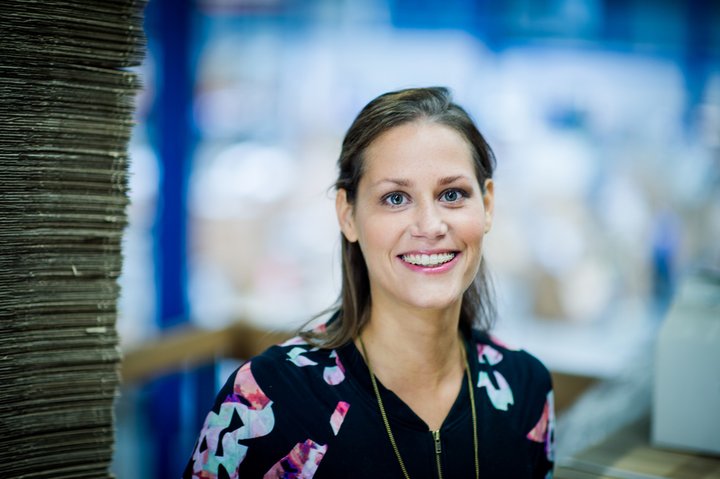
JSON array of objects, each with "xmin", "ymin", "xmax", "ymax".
[{"xmin": 402, "ymin": 253, "xmax": 455, "ymax": 266}]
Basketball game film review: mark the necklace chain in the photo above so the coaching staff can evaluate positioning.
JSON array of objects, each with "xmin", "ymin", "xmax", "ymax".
[{"xmin": 359, "ymin": 336, "xmax": 479, "ymax": 479}]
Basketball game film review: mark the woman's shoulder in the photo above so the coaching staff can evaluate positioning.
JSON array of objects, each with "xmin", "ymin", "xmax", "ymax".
[
  {"xmin": 249, "ymin": 335, "xmax": 320, "ymax": 369},
  {"xmin": 253, "ymin": 333, "xmax": 339, "ymax": 369},
  {"xmin": 469, "ymin": 329, "xmax": 554, "ymax": 444},
  {"xmin": 228, "ymin": 334, "xmax": 346, "ymax": 395},
  {"xmin": 184, "ymin": 335, "xmax": 345, "ymax": 478},
  {"xmin": 470, "ymin": 329, "xmax": 552, "ymax": 392}
]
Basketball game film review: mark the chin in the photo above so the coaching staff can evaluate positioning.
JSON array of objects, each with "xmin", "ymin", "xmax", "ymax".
[{"xmin": 402, "ymin": 293, "xmax": 462, "ymax": 312}]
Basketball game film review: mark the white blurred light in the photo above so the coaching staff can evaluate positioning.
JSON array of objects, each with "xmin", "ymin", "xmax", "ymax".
[
  {"xmin": 128, "ymin": 142, "xmax": 159, "ymax": 204},
  {"xmin": 190, "ymin": 142, "xmax": 296, "ymax": 219},
  {"xmin": 533, "ymin": 213, "xmax": 586, "ymax": 275},
  {"xmin": 598, "ymin": 175, "xmax": 649, "ymax": 244}
]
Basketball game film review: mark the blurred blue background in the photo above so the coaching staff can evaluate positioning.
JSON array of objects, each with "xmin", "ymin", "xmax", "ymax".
[{"xmin": 114, "ymin": 0, "xmax": 719, "ymax": 477}]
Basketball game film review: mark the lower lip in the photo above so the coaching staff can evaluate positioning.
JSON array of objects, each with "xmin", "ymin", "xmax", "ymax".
[{"xmin": 398, "ymin": 253, "xmax": 460, "ymax": 274}]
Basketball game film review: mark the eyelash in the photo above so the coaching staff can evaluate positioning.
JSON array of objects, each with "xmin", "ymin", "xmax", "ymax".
[
  {"xmin": 381, "ymin": 188, "xmax": 470, "ymax": 207},
  {"xmin": 382, "ymin": 192, "xmax": 408, "ymax": 207},
  {"xmin": 440, "ymin": 188, "xmax": 469, "ymax": 203}
]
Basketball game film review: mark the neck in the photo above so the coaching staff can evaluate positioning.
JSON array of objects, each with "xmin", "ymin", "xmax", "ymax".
[{"xmin": 357, "ymin": 300, "xmax": 465, "ymax": 390}]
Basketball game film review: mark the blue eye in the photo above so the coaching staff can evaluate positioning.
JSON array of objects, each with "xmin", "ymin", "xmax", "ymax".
[
  {"xmin": 384, "ymin": 192, "xmax": 407, "ymax": 206},
  {"xmin": 441, "ymin": 189, "xmax": 465, "ymax": 202}
]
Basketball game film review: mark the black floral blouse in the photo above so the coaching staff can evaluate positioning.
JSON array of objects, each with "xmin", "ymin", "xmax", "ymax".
[{"xmin": 183, "ymin": 327, "xmax": 554, "ymax": 478}]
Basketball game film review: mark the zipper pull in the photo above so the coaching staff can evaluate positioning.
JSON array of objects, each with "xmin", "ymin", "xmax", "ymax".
[{"xmin": 432, "ymin": 429, "xmax": 441, "ymax": 454}]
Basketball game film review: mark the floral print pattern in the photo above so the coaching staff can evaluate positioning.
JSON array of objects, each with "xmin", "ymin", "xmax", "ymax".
[
  {"xmin": 190, "ymin": 362, "xmax": 275, "ymax": 479},
  {"xmin": 263, "ymin": 439, "xmax": 328, "ymax": 478},
  {"xmin": 185, "ymin": 331, "xmax": 554, "ymax": 478},
  {"xmin": 330, "ymin": 401, "xmax": 350, "ymax": 436},
  {"xmin": 322, "ymin": 350, "xmax": 346, "ymax": 385},
  {"xmin": 527, "ymin": 391, "xmax": 555, "ymax": 462},
  {"xmin": 476, "ymin": 343, "xmax": 515, "ymax": 411},
  {"xmin": 477, "ymin": 370, "xmax": 515, "ymax": 411}
]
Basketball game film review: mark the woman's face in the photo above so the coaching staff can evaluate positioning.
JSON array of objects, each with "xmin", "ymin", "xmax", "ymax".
[{"xmin": 336, "ymin": 120, "xmax": 494, "ymax": 316}]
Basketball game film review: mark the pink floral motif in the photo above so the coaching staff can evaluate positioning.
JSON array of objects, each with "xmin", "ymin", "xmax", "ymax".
[
  {"xmin": 330, "ymin": 401, "xmax": 350, "ymax": 435},
  {"xmin": 489, "ymin": 334, "xmax": 519, "ymax": 351},
  {"xmin": 527, "ymin": 401, "xmax": 549, "ymax": 441},
  {"xmin": 263, "ymin": 439, "xmax": 328, "ymax": 478},
  {"xmin": 322, "ymin": 350, "xmax": 346, "ymax": 385},
  {"xmin": 280, "ymin": 336, "xmax": 308, "ymax": 347},
  {"xmin": 526, "ymin": 391, "xmax": 555, "ymax": 461},
  {"xmin": 235, "ymin": 361, "xmax": 272, "ymax": 409},
  {"xmin": 477, "ymin": 344, "xmax": 503, "ymax": 366},
  {"xmin": 312, "ymin": 323, "xmax": 327, "ymax": 334}
]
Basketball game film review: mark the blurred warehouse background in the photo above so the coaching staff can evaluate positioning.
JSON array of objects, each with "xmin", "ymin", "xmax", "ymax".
[{"xmin": 113, "ymin": 0, "xmax": 720, "ymax": 477}]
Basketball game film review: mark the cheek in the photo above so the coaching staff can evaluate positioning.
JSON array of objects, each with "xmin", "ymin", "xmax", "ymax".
[
  {"xmin": 356, "ymin": 213, "xmax": 400, "ymax": 258},
  {"xmin": 457, "ymin": 213, "xmax": 487, "ymax": 252},
  {"xmin": 459, "ymin": 218, "xmax": 486, "ymax": 282}
]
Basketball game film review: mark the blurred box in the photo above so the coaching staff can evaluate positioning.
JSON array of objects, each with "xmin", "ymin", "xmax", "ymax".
[{"xmin": 653, "ymin": 270, "xmax": 720, "ymax": 455}]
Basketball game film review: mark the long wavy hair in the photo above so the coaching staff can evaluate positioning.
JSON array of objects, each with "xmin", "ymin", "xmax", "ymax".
[{"xmin": 301, "ymin": 87, "xmax": 496, "ymax": 348}]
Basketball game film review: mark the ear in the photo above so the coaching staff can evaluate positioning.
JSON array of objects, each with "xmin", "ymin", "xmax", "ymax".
[
  {"xmin": 482, "ymin": 179, "xmax": 495, "ymax": 234},
  {"xmin": 336, "ymin": 188, "xmax": 359, "ymax": 243}
]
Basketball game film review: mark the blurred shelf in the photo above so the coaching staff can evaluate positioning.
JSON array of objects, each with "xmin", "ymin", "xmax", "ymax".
[
  {"xmin": 556, "ymin": 416, "xmax": 720, "ymax": 479},
  {"xmin": 120, "ymin": 320, "xmax": 291, "ymax": 384}
]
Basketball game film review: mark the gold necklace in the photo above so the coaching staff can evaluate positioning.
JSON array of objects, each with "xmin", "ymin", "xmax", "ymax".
[{"xmin": 358, "ymin": 336, "xmax": 479, "ymax": 479}]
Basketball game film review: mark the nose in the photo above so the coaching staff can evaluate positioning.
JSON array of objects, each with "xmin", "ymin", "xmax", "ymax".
[{"xmin": 410, "ymin": 201, "xmax": 448, "ymax": 239}]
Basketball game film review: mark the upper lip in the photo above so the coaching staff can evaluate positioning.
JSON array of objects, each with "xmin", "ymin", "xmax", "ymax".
[{"xmin": 398, "ymin": 249, "xmax": 458, "ymax": 256}]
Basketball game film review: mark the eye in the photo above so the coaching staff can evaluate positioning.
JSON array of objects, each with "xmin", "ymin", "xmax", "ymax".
[
  {"xmin": 440, "ymin": 188, "xmax": 466, "ymax": 203},
  {"xmin": 383, "ymin": 192, "xmax": 408, "ymax": 207}
]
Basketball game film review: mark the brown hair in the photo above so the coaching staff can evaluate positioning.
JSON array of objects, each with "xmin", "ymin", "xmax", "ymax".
[{"xmin": 301, "ymin": 87, "xmax": 496, "ymax": 348}]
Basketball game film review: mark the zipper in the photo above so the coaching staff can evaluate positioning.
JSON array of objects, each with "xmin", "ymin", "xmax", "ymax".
[{"xmin": 432, "ymin": 429, "xmax": 443, "ymax": 479}]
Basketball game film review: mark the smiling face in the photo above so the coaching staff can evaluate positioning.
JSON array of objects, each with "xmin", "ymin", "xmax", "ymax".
[{"xmin": 336, "ymin": 120, "xmax": 494, "ymax": 317}]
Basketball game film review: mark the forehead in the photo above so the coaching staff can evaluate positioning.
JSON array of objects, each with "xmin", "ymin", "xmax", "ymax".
[{"xmin": 362, "ymin": 121, "xmax": 476, "ymax": 181}]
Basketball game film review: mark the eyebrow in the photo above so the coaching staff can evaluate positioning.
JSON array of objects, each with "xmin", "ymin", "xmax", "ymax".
[
  {"xmin": 438, "ymin": 175, "xmax": 468, "ymax": 186},
  {"xmin": 373, "ymin": 178, "xmax": 411, "ymax": 187},
  {"xmin": 372, "ymin": 175, "xmax": 470, "ymax": 188}
]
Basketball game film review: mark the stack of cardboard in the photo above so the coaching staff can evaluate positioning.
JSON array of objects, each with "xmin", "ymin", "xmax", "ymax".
[{"xmin": 0, "ymin": 1, "xmax": 145, "ymax": 477}]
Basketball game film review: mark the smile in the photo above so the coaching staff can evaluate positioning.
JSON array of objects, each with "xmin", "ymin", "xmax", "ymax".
[{"xmin": 401, "ymin": 252, "xmax": 457, "ymax": 267}]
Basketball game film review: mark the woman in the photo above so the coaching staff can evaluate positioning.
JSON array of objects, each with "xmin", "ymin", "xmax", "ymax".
[{"xmin": 184, "ymin": 87, "xmax": 554, "ymax": 478}]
